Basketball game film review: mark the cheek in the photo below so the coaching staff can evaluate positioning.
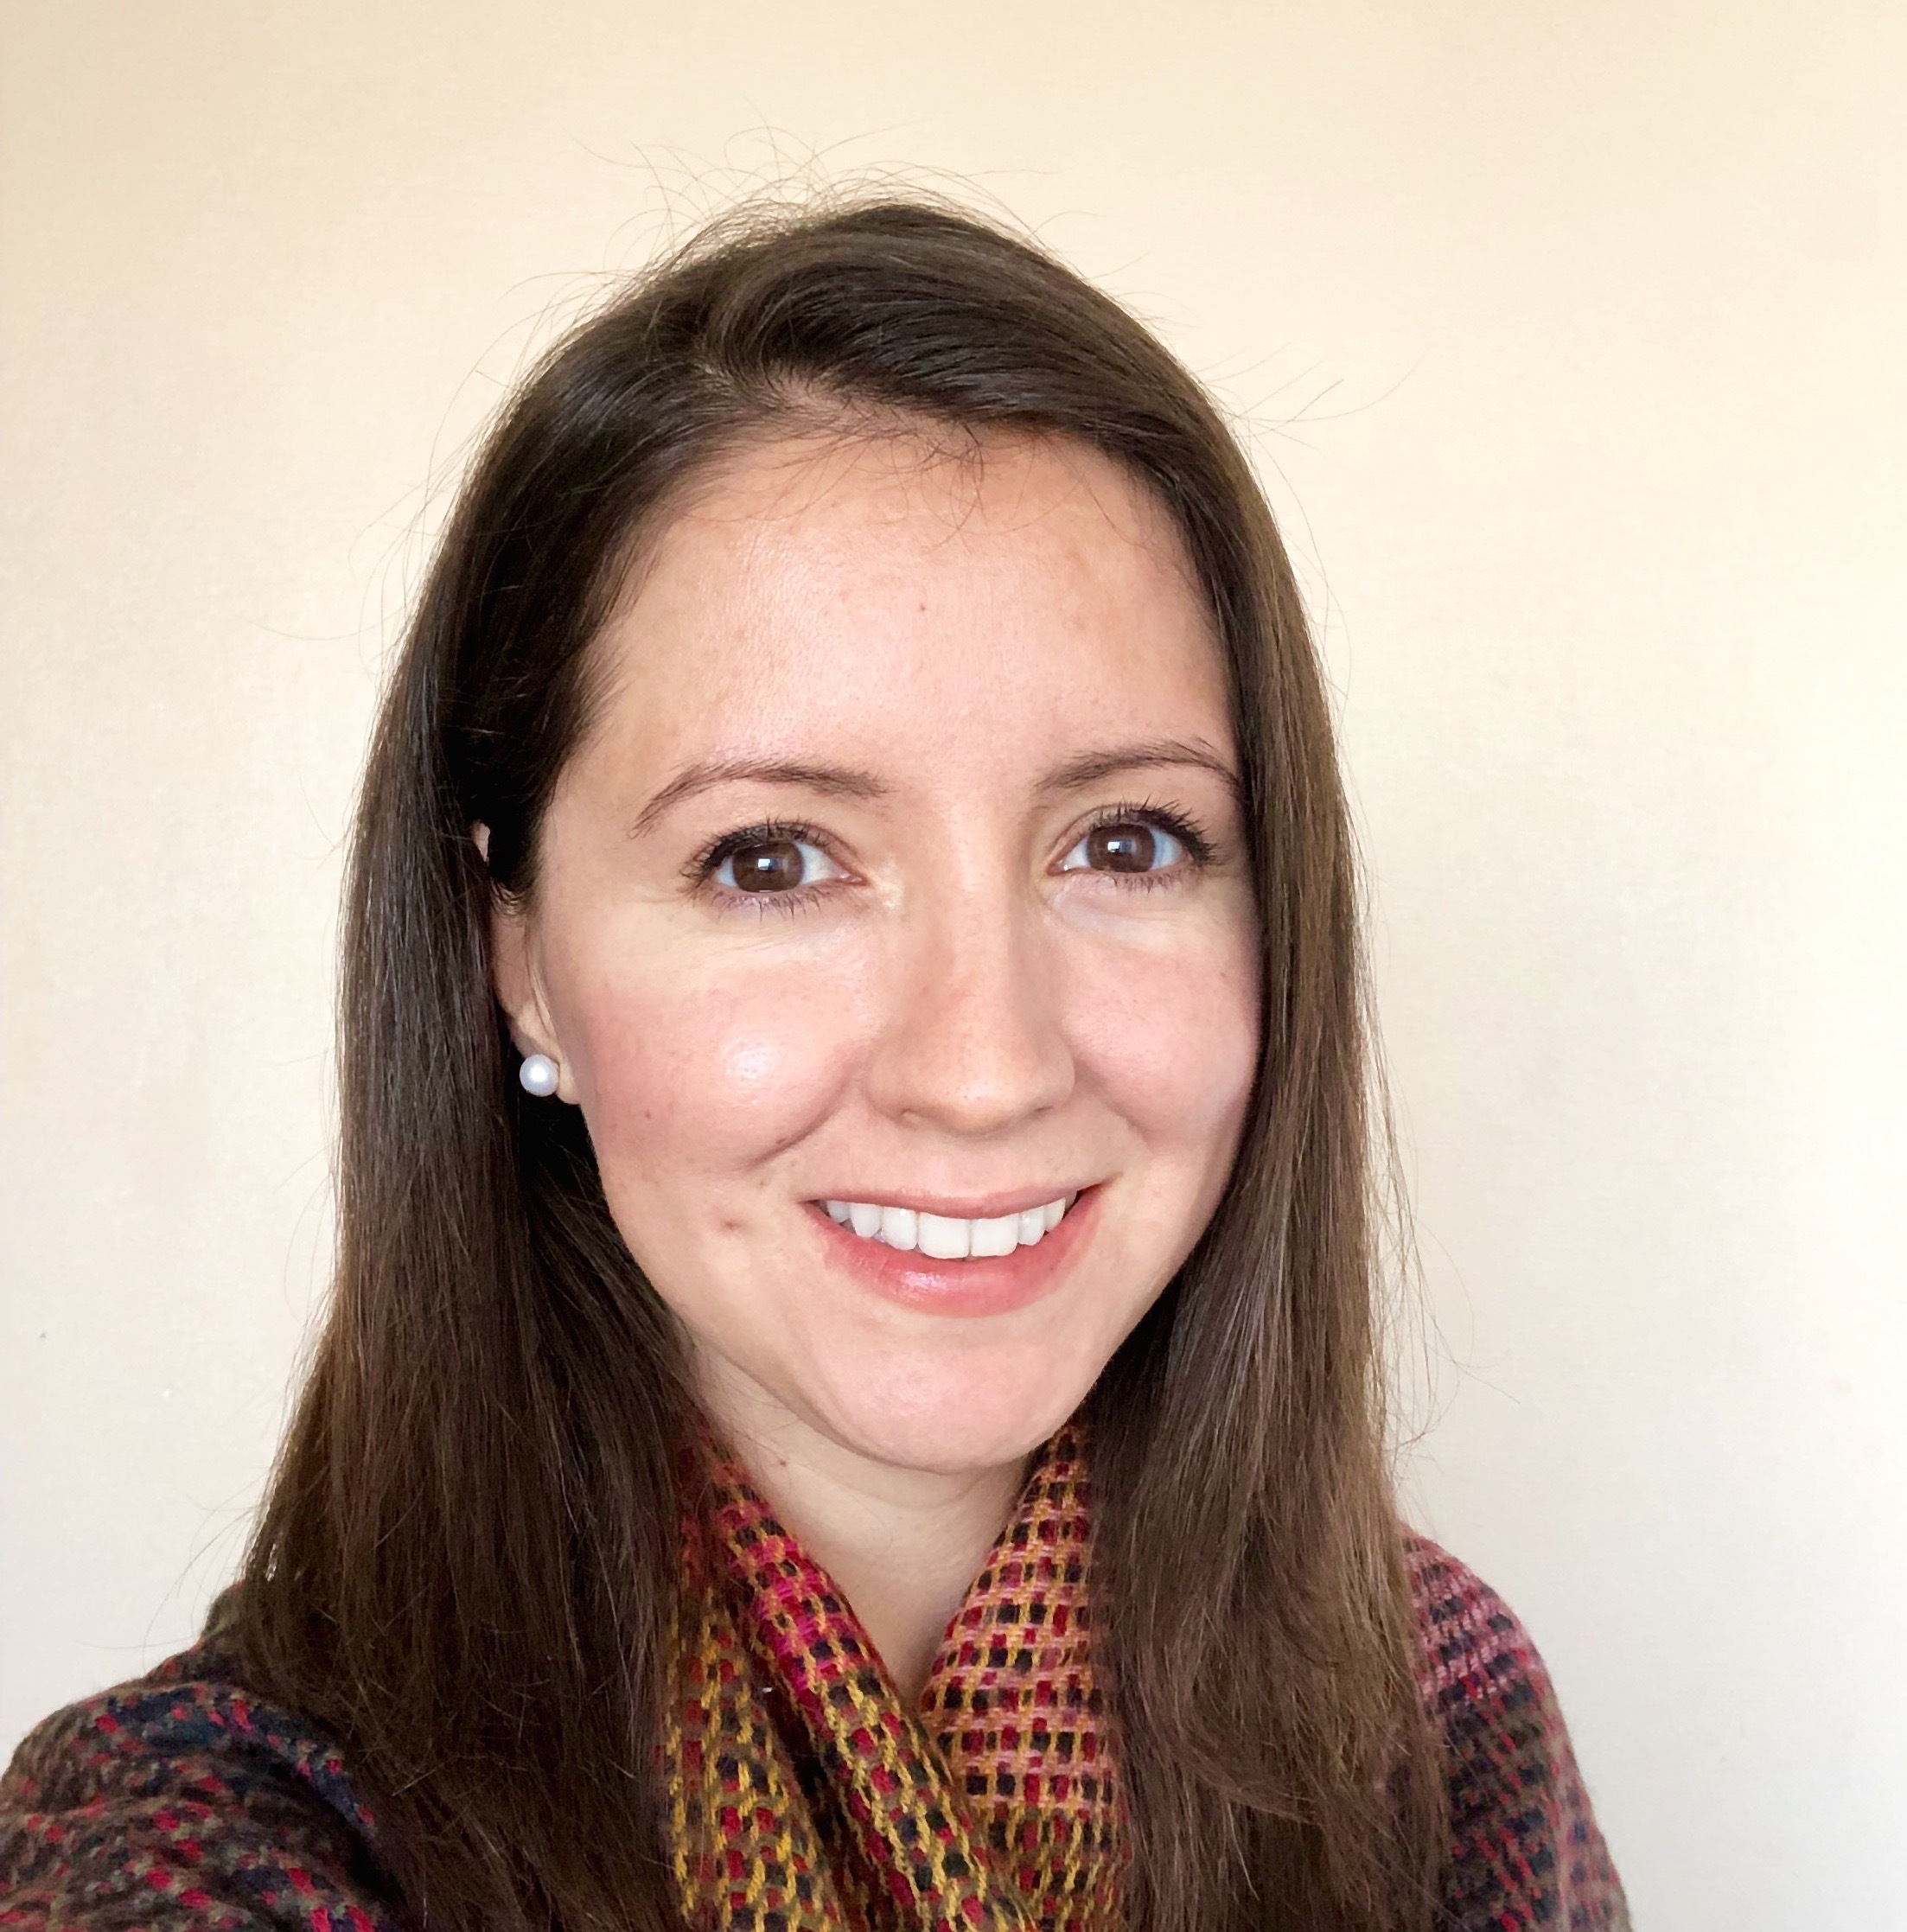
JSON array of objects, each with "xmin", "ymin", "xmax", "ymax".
[
  {"xmin": 1065, "ymin": 912, "xmax": 1260, "ymax": 1163},
  {"xmin": 551, "ymin": 936, "xmax": 867, "ymax": 1186}
]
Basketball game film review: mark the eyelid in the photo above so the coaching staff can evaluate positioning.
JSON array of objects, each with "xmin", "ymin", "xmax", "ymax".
[
  {"xmin": 1055, "ymin": 798, "xmax": 1215, "ymax": 872},
  {"xmin": 683, "ymin": 800, "xmax": 1215, "ymax": 918},
  {"xmin": 715, "ymin": 843, "xmax": 844, "ymax": 897},
  {"xmin": 682, "ymin": 818, "xmax": 848, "ymax": 886}
]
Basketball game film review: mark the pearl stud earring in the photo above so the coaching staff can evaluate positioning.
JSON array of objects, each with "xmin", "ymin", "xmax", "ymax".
[{"xmin": 518, "ymin": 1052, "xmax": 559, "ymax": 1098}]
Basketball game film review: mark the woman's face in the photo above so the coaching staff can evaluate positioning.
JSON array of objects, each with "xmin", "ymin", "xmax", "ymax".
[{"xmin": 493, "ymin": 428, "xmax": 1260, "ymax": 1475}]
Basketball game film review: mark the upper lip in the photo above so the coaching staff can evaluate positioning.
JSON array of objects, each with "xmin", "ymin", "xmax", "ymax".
[{"xmin": 809, "ymin": 1183, "xmax": 1091, "ymax": 1220}]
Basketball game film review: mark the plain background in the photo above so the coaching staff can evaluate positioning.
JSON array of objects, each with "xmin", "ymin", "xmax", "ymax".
[{"xmin": 3, "ymin": 3, "xmax": 1904, "ymax": 1924}]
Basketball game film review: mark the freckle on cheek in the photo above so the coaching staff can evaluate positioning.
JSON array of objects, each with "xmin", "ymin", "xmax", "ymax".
[
  {"xmin": 592, "ymin": 1023, "xmax": 809, "ymax": 1162},
  {"xmin": 586, "ymin": 1036, "xmax": 692, "ymax": 1141}
]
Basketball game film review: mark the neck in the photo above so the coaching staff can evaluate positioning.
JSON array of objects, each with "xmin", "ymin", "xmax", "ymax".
[{"xmin": 696, "ymin": 1357, "xmax": 1030, "ymax": 1702}]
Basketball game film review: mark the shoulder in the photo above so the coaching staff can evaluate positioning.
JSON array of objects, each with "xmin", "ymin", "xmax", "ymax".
[
  {"xmin": 1405, "ymin": 1533, "xmax": 1629, "ymax": 1932},
  {"xmin": 0, "ymin": 1623, "xmax": 399, "ymax": 1932}
]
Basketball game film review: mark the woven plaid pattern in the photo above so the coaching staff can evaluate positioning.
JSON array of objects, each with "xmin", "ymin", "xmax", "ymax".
[
  {"xmin": 667, "ymin": 1424, "xmax": 1118, "ymax": 1932},
  {"xmin": 1407, "ymin": 1540, "xmax": 1625, "ymax": 1929},
  {"xmin": 2, "ymin": 1439, "xmax": 1625, "ymax": 1931},
  {"xmin": 0, "ymin": 1659, "xmax": 399, "ymax": 1932}
]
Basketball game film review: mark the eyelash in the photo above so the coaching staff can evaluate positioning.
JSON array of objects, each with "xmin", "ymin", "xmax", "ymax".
[
  {"xmin": 685, "ymin": 800, "xmax": 1217, "ymax": 916},
  {"xmin": 1075, "ymin": 798, "xmax": 1216, "ymax": 883},
  {"xmin": 683, "ymin": 819, "xmax": 842, "ymax": 919}
]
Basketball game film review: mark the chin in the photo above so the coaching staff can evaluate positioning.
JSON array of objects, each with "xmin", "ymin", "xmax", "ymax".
[{"xmin": 808, "ymin": 1339, "xmax": 1104, "ymax": 1476}]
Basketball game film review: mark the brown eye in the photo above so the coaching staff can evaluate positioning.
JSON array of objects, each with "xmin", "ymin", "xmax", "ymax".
[
  {"xmin": 711, "ymin": 832, "xmax": 842, "ymax": 895},
  {"xmin": 1088, "ymin": 823, "xmax": 1157, "ymax": 871},
  {"xmin": 1062, "ymin": 819, "xmax": 1189, "ymax": 876}
]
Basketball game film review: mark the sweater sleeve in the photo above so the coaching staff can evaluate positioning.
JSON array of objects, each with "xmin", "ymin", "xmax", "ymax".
[
  {"xmin": 0, "ymin": 1645, "xmax": 402, "ymax": 1932},
  {"xmin": 1408, "ymin": 1536, "xmax": 1629, "ymax": 1932}
]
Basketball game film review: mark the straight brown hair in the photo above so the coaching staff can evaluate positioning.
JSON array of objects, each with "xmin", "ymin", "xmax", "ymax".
[{"xmin": 232, "ymin": 194, "xmax": 1444, "ymax": 1932}]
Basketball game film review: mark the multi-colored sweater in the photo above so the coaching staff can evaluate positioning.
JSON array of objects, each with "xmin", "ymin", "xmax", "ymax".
[{"xmin": 0, "ymin": 1540, "xmax": 1626, "ymax": 1931}]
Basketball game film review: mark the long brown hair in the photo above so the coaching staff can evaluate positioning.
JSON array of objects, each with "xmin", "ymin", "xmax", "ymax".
[{"xmin": 233, "ymin": 194, "xmax": 1443, "ymax": 1932}]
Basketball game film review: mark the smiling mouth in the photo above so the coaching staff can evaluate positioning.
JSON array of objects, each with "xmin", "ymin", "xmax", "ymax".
[{"xmin": 815, "ymin": 1193, "xmax": 1080, "ymax": 1260}]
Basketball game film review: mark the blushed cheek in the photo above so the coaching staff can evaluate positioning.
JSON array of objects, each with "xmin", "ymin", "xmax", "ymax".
[
  {"xmin": 561, "ymin": 953, "xmax": 865, "ymax": 1189},
  {"xmin": 1069, "ymin": 925, "xmax": 1260, "ymax": 1162}
]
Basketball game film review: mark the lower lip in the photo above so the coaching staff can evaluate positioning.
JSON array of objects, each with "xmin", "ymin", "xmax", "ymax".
[{"xmin": 810, "ymin": 1189, "xmax": 1098, "ymax": 1318}]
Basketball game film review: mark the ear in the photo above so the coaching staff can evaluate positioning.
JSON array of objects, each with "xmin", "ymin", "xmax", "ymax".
[{"xmin": 475, "ymin": 824, "xmax": 579, "ymax": 1105}]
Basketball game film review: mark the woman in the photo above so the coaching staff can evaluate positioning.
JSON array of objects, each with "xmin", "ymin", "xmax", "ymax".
[{"xmin": 0, "ymin": 197, "xmax": 1626, "ymax": 1932}]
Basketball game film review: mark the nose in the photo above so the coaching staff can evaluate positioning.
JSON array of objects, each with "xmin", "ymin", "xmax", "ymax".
[{"xmin": 864, "ymin": 883, "xmax": 1075, "ymax": 1138}]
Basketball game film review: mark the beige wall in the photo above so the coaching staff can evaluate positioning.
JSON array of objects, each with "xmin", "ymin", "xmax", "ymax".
[{"xmin": 3, "ymin": 3, "xmax": 1903, "ymax": 1922}]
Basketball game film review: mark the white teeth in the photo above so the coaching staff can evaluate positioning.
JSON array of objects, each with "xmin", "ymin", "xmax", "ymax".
[
  {"xmin": 821, "ymin": 1193, "xmax": 1077, "ymax": 1256},
  {"xmin": 916, "ymin": 1212, "xmax": 969, "ymax": 1260},
  {"xmin": 969, "ymin": 1214, "xmax": 1019, "ymax": 1258}
]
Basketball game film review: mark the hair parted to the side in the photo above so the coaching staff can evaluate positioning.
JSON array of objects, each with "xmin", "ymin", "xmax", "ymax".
[{"xmin": 232, "ymin": 193, "xmax": 1444, "ymax": 1932}]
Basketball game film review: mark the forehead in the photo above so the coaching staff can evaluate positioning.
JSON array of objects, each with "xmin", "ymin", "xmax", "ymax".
[{"xmin": 581, "ymin": 427, "xmax": 1233, "ymax": 789}]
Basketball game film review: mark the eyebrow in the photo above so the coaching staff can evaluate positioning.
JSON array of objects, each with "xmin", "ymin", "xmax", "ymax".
[
  {"xmin": 628, "ymin": 736, "xmax": 1240, "ymax": 838},
  {"xmin": 1036, "ymin": 736, "xmax": 1241, "ymax": 799},
  {"xmin": 629, "ymin": 757, "xmax": 891, "ymax": 838}
]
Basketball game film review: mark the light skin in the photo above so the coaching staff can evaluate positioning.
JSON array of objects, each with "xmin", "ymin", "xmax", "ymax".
[{"xmin": 488, "ymin": 424, "xmax": 1260, "ymax": 1698}]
